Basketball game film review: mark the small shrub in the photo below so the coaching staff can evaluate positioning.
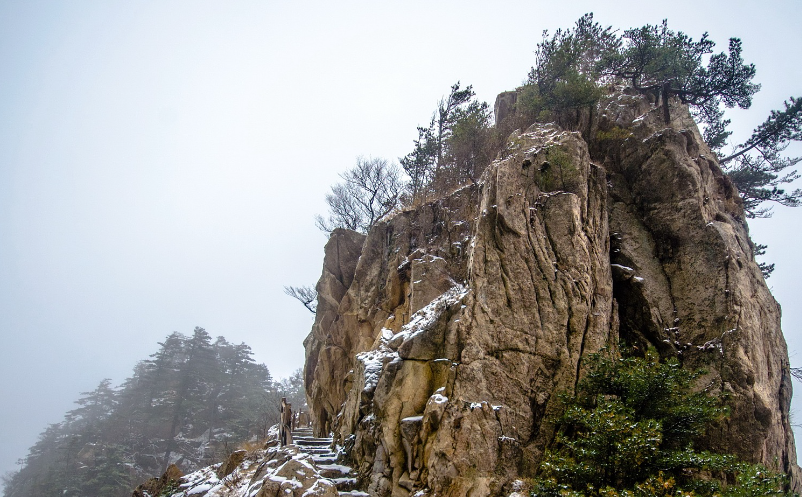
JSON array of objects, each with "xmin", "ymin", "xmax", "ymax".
[
  {"xmin": 533, "ymin": 146, "xmax": 577, "ymax": 193},
  {"xmin": 533, "ymin": 349, "xmax": 792, "ymax": 496},
  {"xmin": 158, "ymin": 480, "xmax": 179, "ymax": 497},
  {"xmin": 596, "ymin": 126, "xmax": 634, "ymax": 142}
]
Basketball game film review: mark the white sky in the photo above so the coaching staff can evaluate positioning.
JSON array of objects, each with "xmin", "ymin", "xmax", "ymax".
[{"xmin": 1, "ymin": 0, "xmax": 800, "ymax": 482}]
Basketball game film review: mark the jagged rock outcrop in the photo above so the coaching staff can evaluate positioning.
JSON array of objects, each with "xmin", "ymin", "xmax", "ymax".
[
  {"xmin": 304, "ymin": 88, "xmax": 799, "ymax": 496},
  {"xmin": 593, "ymin": 91, "xmax": 796, "ymax": 474}
]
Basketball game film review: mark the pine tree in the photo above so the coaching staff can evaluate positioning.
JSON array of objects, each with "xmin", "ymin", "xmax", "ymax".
[
  {"xmin": 719, "ymin": 96, "xmax": 802, "ymax": 218},
  {"xmin": 400, "ymin": 82, "xmax": 494, "ymax": 202},
  {"xmin": 528, "ymin": 13, "xmax": 618, "ymax": 112},
  {"xmin": 65, "ymin": 379, "xmax": 117, "ymax": 441},
  {"xmin": 4, "ymin": 329, "xmax": 287, "ymax": 497},
  {"xmin": 602, "ymin": 20, "xmax": 759, "ymax": 124},
  {"xmin": 521, "ymin": 15, "xmax": 802, "ymax": 227},
  {"xmin": 161, "ymin": 327, "xmax": 215, "ymax": 471}
]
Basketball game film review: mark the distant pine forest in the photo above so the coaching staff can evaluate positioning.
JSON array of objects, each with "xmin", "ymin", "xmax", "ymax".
[{"xmin": 2, "ymin": 327, "xmax": 305, "ymax": 497}]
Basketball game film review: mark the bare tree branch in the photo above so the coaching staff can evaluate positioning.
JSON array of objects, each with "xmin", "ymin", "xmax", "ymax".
[
  {"xmin": 283, "ymin": 286, "xmax": 317, "ymax": 314},
  {"xmin": 316, "ymin": 157, "xmax": 403, "ymax": 234}
]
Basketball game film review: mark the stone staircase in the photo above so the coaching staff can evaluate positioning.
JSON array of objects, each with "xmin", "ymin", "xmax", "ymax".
[{"xmin": 291, "ymin": 427, "xmax": 367, "ymax": 497}]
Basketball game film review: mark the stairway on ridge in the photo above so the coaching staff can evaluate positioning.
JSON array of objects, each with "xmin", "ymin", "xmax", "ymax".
[{"xmin": 290, "ymin": 427, "xmax": 368, "ymax": 497}]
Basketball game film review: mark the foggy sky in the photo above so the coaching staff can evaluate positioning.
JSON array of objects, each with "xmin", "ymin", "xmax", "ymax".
[{"xmin": 1, "ymin": 0, "xmax": 800, "ymax": 483}]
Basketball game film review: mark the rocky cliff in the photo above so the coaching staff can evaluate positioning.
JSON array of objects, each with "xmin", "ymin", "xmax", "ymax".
[{"xmin": 303, "ymin": 88, "xmax": 799, "ymax": 496}]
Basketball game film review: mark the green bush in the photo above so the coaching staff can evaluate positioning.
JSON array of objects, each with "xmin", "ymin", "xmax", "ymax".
[{"xmin": 533, "ymin": 349, "xmax": 792, "ymax": 496}]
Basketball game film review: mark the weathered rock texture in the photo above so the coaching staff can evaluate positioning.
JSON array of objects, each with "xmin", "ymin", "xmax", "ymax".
[
  {"xmin": 163, "ymin": 444, "xmax": 340, "ymax": 497},
  {"xmin": 304, "ymin": 88, "xmax": 799, "ymax": 496}
]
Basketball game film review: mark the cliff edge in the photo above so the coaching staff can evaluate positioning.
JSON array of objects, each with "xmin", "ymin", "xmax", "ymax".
[{"xmin": 304, "ymin": 89, "xmax": 799, "ymax": 496}]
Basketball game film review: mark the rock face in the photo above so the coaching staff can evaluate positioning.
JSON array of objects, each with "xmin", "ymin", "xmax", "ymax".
[{"xmin": 304, "ymin": 89, "xmax": 799, "ymax": 496}]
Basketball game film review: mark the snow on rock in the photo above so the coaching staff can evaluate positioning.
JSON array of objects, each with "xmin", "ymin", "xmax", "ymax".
[
  {"xmin": 355, "ymin": 347, "xmax": 397, "ymax": 394},
  {"xmin": 187, "ymin": 483, "xmax": 213, "ymax": 495},
  {"xmin": 610, "ymin": 263, "xmax": 634, "ymax": 272},
  {"xmin": 354, "ymin": 285, "xmax": 468, "ymax": 394},
  {"xmin": 391, "ymin": 285, "xmax": 467, "ymax": 346},
  {"xmin": 167, "ymin": 445, "xmax": 338, "ymax": 497}
]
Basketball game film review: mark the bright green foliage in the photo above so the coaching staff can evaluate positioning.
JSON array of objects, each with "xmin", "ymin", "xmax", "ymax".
[
  {"xmin": 533, "ymin": 350, "xmax": 791, "ymax": 496},
  {"xmin": 524, "ymin": 13, "xmax": 618, "ymax": 115}
]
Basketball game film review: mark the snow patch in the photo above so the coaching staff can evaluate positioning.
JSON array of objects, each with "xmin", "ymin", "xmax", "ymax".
[
  {"xmin": 356, "ymin": 348, "xmax": 397, "ymax": 393},
  {"xmin": 391, "ymin": 285, "xmax": 468, "ymax": 345},
  {"xmin": 187, "ymin": 483, "xmax": 212, "ymax": 495},
  {"xmin": 611, "ymin": 263, "xmax": 634, "ymax": 272},
  {"xmin": 317, "ymin": 463, "xmax": 353, "ymax": 474},
  {"xmin": 357, "ymin": 286, "xmax": 467, "ymax": 396}
]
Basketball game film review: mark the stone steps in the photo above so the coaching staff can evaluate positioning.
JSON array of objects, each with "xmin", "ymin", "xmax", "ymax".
[
  {"xmin": 290, "ymin": 429, "xmax": 360, "ymax": 494},
  {"xmin": 317, "ymin": 463, "xmax": 353, "ymax": 479},
  {"xmin": 311, "ymin": 454, "xmax": 339, "ymax": 465},
  {"xmin": 293, "ymin": 437, "xmax": 333, "ymax": 447},
  {"xmin": 300, "ymin": 447, "xmax": 336, "ymax": 455}
]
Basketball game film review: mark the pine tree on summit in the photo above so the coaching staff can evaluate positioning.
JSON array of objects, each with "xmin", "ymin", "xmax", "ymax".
[
  {"xmin": 524, "ymin": 14, "xmax": 802, "ymax": 224},
  {"xmin": 526, "ymin": 15, "xmax": 759, "ymax": 126},
  {"xmin": 603, "ymin": 21, "xmax": 759, "ymax": 124},
  {"xmin": 400, "ymin": 82, "xmax": 492, "ymax": 203}
]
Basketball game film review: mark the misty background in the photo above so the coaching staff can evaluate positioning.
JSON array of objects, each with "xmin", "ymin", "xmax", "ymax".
[{"xmin": 1, "ymin": 0, "xmax": 800, "ymax": 482}]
